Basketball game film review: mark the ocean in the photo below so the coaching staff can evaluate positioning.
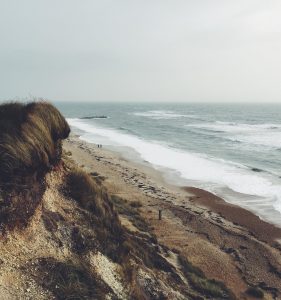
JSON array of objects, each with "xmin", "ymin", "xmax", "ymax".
[{"xmin": 56, "ymin": 102, "xmax": 281, "ymax": 227}]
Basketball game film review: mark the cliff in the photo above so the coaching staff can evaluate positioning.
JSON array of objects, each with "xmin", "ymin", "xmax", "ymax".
[{"xmin": 0, "ymin": 101, "xmax": 242, "ymax": 299}]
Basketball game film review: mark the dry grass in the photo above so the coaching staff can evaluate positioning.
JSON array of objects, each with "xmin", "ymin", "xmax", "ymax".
[
  {"xmin": 129, "ymin": 200, "xmax": 142, "ymax": 208},
  {"xmin": 65, "ymin": 169, "xmax": 126, "ymax": 262},
  {"xmin": 66, "ymin": 169, "xmax": 104, "ymax": 215},
  {"xmin": 0, "ymin": 100, "xmax": 70, "ymax": 232},
  {"xmin": 110, "ymin": 195, "xmax": 178, "ymax": 276},
  {"xmin": 178, "ymin": 255, "xmax": 234, "ymax": 299},
  {"xmin": 0, "ymin": 100, "xmax": 69, "ymax": 183},
  {"xmin": 111, "ymin": 195, "xmax": 149, "ymax": 232},
  {"xmin": 65, "ymin": 170, "xmax": 176, "ymax": 274},
  {"xmin": 31, "ymin": 258, "xmax": 111, "ymax": 300}
]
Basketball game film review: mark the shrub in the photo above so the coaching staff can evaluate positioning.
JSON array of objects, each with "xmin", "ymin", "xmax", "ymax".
[
  {"xmin": 179, "ymin": 255, "xmax": 234, "ymax": 299},
  {"xmin": 246, "ymin": 287, "xmax": 264, "ymax": 298}
]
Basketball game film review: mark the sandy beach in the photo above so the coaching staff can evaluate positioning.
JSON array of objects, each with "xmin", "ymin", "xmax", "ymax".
[{"xmin": 64, "ymin": 134, "xmax": 281, "ymax": 298}]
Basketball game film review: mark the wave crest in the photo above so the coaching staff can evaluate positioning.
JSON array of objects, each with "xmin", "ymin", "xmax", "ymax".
[
  {"xmin": 132, "ymin": 110, "xmax": 197, "ymax": 119},
  {"xmin": 186, "ymin": 122, "xmax": 281, "ymax": 149}
]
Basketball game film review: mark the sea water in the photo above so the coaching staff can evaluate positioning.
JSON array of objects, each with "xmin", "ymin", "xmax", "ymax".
[{"xmin": 56, "ymin": 102, "xmax": 281, "ymax": 227}]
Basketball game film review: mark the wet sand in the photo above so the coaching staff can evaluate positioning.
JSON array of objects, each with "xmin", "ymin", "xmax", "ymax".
[{"xmin": 184, "ymin": 187, "xmax": 281, "ymax": 245}]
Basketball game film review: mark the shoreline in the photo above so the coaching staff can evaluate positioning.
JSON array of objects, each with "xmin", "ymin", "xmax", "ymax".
[
  {"xmin": 67, "ymin": 134, "xmax": 281, "ymax": 243},
  {"xmin": 67, "ymin": 116, "xmax": 281, "ymax": 231},
  {"xmin": 184, "ymin": 187, "xmax": 281, "ymax": 244},
  {"xmin": 63, "ymin": 134, "xmax": 281, "ymax": 298}
]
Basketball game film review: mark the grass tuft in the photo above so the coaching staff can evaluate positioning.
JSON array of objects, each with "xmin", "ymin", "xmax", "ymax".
[
  {"xmin": 179, "ymin": 255, "xmax": 234, "ymax": 299},
  {"xmin": 65, "ymin": 169, "xmax": 126, "ymax": 262},
  {"xmin": 129, "ymin": 200, "xmax": 142, "ymax": 208},
  {"xmin": 0, "ymin": 100, "xmax": 70, "ymax": 182},
  {"xmin": 246, "ymin": 287, "xmax": 264, "ymax": 298},
  {"xmin": 32, "ymin": 258, "xmax": 111, "ymax": 299},
  {"xmin": 111, "ymin": 195, "xmax": 149, "ymax": 232}
]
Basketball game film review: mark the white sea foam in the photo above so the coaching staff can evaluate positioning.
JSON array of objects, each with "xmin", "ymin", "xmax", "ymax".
[
  {"xmin": 187, "ymin": 122, "xmax": 281, "ymax": 148},
  {"xmin": 68, "ymin": 118, "xmax": 281, "ymax": 226},
  {"xmin": 132, "ymin": 110, "xmax": 197, "ymax": 119}
]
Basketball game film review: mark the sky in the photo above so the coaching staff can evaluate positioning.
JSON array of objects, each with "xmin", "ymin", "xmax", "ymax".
[{"xmin": 0, "ymin": 0, "xmax": 281, "ymax": 103}]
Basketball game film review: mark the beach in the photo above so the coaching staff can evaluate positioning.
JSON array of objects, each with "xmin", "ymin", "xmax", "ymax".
[
  {"xmin": 64, "ymin": 134, "xmax": 281, "ymax": 298},
  {"xmin": 63, "ymin": 102, "xmax": 281, "ymax": 229}
]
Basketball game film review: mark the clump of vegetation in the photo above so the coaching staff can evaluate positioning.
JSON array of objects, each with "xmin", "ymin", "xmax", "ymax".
[
  {"xmin": 246, "ymin": 287, "xmax": 264, "ymax": 298},
  {"xmin": 179, "ymin": 255, "xmax": 234, "ymax": 299},
  {"xmin": 65, "ymin": 169, "xmax": 125, "ymax": 262},
  {"xmin": 111, "ymin": 195, "xmax": 149, "ymax": 232},
  {"xmin": 71, "ymin": 225, "xmax": 97, "ymax": 254},
  {"xmin": 65, "ymin": 174, "xmax": 175, "ymax": 275},
  {"xmin": 0, "ymin": 100, "xmax": 70, "ymax": 183},
  {"xmin": 66, "ymin": 169, "xmax": 106, "ymax": 215},
  {"xmin": 130, "ymin": 200, "xmax": 142, "ymax": 208},
  {"xmin": 90, "ymin": 171, "xmax": 106, "ymax": 184},
  {"xmin": 0, "ymin": 181, "xmax": 45, "ymax": 232},
  {"xmin": 0, "ymin": 100, "xmax": 70, "ymax": 232},
  {"xmin": 178, "ymin": 255, "xmax": 204, "ymax": 277},
  {"xmin": 42, "ymin": 209, "xmax": 65, "ymax": 233},
  {"xmin": 32, "ymin": 258, "xmax": 111, "ymax": 299},
  {"xmin": 110, "ymin": 194, "xmax": 176, "ymax": 274}
]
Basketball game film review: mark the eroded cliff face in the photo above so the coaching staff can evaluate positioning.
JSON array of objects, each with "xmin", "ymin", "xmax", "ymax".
[{"xmin": 0, "ymin": 155, "xmax": 235, "ymax": 300}]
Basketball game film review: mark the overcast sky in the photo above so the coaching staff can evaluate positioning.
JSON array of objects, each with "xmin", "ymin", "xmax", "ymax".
[{"xmin": 1, "ymin": 1, "xmax": 281, "ymax": 103}]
